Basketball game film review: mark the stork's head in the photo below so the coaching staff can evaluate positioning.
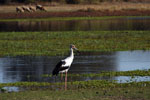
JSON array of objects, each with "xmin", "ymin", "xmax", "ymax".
[{"xmin": 70, "ymin": 44, "xmax": 78, "ymax": 50}]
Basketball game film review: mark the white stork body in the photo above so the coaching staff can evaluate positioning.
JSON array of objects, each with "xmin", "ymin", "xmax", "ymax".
[
  {"xmin": 59, "ymin": 48, "xmax": 74, "ymax": 73},
  {"xmin": 52, "ymin": 45, "xmax": 78, "ymax": 90}
]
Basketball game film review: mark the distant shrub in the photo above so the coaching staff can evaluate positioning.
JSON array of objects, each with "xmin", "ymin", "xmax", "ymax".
[
  {"xmin": 66, "ymin": 0, "xmax": 83, "ymax": 4},
  {"xmin": 0, "ymin": 0, "xmax": 150, "ymax": 4},
  {"xmin": 87, "ymin": 7, "xmax": 96, "ymax": 12},
  {"xmin": 0, "ymin": 0, "xmax": 11, "ymax": 4}
]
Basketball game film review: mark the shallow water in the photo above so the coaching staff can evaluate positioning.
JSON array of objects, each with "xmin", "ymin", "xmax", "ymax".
[
  {"xmin": 0, "ymin": 50, "xmax": 150, "ymax": 83},
  {"xmin": 1, "ymin": 17, "xmax": 150, "ymax": 31},
  {"xmin": 114, "ymin": 76, "xmax": 150, "ymax": 83},
  {"xmin": 2, "ymin": 86, "xmax": 21, "ymax": 92}
]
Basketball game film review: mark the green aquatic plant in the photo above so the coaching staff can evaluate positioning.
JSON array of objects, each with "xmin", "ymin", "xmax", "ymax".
[
  {"xmin": 0, "ymin": 80, "xmax": 150, "ymax": 90},
  {"xmin": 42, "ymin": 70, "xmax": 150, "ymax": 78},
  {"xmin": 0, "ymin": 16, "xmax": 137, "ymax": 22}
]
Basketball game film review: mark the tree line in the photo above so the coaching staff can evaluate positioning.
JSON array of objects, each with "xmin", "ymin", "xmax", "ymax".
[{"xmin": 0, "ymin": 0, "xmax": 149, "ymax": 4}]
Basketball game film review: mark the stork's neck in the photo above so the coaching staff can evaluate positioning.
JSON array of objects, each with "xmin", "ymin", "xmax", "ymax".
[{"xmin": 69, "ymin": 48, "xmax": 74, "ymax": 58}]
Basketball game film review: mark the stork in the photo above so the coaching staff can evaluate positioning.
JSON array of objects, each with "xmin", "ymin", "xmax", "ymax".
[{"xmin": 52, "ymin": 44, "xmax": 78, "ymax": 90}]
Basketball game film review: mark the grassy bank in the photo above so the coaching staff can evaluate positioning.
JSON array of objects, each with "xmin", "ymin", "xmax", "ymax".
[
  {"xmin": 0, "ymin": 16, "xmax": 125, "ymax": 22},
  {"xmin": 0, "ymin": 16, "xmax": 149, "ymax": 22},
  {"xmin": 0, "ymin": 31, "xmax": 150, "ymax": 56},
  {"xmin": 0, "ymin": 87, "xmax": 149, "ymax": 100},
  {"xmin": 0, "ymin": 87, "xmax": 150, "ymax": 100},
  {"xmin": 0, "ymin": 80, "xmax": 150, "ymax": 100}
]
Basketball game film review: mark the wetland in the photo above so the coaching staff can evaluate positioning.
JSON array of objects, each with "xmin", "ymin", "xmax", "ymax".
[{"xmin": 0, "ymin": 16, "xmax": 150, "ymax": 100}]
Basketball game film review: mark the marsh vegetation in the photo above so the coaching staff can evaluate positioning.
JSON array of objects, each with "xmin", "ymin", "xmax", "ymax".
[{"xmin": 0, "ymin": 31, "xmax": 150, "ymax": 56}]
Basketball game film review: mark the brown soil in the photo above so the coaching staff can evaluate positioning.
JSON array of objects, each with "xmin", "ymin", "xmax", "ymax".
[{"xmin": 0, "ymin": 10, "xmax": 150, "ymax": 19}]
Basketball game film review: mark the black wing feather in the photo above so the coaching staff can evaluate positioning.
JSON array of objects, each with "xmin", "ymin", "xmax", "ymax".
[
  {"xmin": 52, "ymin": 61, "xmax": 66, "ymax": 76},
  {"xmin": 59, "ymin": 67, "xmax": 69, "ymax": 71}
]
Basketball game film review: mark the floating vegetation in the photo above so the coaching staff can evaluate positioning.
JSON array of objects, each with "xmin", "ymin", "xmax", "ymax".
[
  {"xmin": 0, "ymin": 80, "xmax": 150, "ymax": 90},
  {"xmin": 42, "ymin": 70, "xmax": 150, "ymax": 78},
  {"xmin": 0, "ymin": 16, "xmax": 136, "ymax": 22},
  {"xmin": 0, "ymin": 31, "xmax": 150, "ymax": 56}
]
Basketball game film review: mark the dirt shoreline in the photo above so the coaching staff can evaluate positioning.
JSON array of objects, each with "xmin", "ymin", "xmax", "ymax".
[
  {"xmin": 1, "ymin": 3, "xmax": 150, "ymax": 19},
  {"xmin": 0, "ymin": 10, "xmax": 150, "ymax": 19}
]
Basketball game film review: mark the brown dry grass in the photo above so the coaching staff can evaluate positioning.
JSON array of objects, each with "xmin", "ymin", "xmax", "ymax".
[
  {"xmin": 0, "ymin": 2, "xmax": 150, "ymax": 18},
  {"xmin": 1, "ymin": 2, "xmax": 150, "ymax": 13}
]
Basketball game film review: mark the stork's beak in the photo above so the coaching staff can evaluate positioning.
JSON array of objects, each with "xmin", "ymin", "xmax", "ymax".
[
  {"xmin": 74, "ymin": 47, "xmax": 80, "ymax": 53},
  {"xmin": 74, "ymin": 47, "xmax": 78, "ymax": 50}
]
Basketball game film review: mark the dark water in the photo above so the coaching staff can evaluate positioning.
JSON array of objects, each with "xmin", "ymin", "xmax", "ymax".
[
  {"xmin": 0, "ymin": 50, "xmax": 150, "ymax": 83},
  {"xmin": 1, "ymin": 17, "xmax": 150, "ymax": 31}
]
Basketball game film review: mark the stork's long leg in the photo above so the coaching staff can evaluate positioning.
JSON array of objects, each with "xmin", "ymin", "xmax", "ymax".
[
  {"xmin": 65, "ymin": 71, "xmax": 67, "ymax": 90},
  {"xmin": 54, "ymin": 75, "xmax": 57, "ymax": 83},
  {"xmin": 61, "ymin": 73, "xmax": 63, "ymax": 82}
]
